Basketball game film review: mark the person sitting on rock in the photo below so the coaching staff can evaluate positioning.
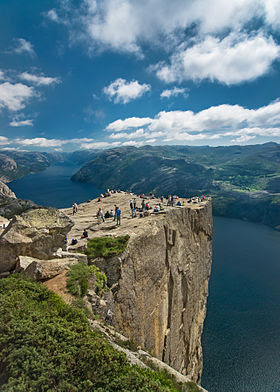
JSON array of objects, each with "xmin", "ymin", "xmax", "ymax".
[
  {"xmin": 81, "ymin": 229, "xmax": 88, "ymax": 239},
  {"xmin": 104, "ymin": 210, "xmax": 111, "ymax": 219}
]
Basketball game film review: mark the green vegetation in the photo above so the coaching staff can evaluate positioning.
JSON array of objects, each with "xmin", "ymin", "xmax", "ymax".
[
  {"xmin": 66, "ymin": 262, "xmax": 107, "ymax": 297},
  {"xmin": 72, "ymin": 143, "xmax": 280, "ymax": 230},
  {"xmin": 0, "ymin": 274, "xmax": 199, "ymax": 391},
  {"xmin": 85, "ymin": 235, "xmax": 129, "ymax": 259}
]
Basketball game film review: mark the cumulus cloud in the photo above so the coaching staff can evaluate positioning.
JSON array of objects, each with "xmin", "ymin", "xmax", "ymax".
[
  {"xmin": 14, "ymin": 137, "xmax": 95, "ymax": 148},
  {"xmin": 45, "ymin": 9, "xmax": 60, "ymax": 22},
  {"xmin": 9, "ymin": 119, "xmax": 33, "ymax": 127},
  {"xmin": 0, "ymin": 136, "xmax": 10, "ymax": 145},
  {"xmin": 13, "ymin": 38, "xmax": 35, "ymax": 57},
  {"xmin": 154, "ymin": 32, "xmax": 280, "ymax": 85},
  {"xmin": 105, "ymin": 100, "xmax": 280, "ymax": 144},
  {"xmin": 19, "ymin": 72, "xmax": 60, "ymax": 86},
  {"xmin": 109, "ymin": 128, "xmax": 146, "ymax": 139},
  {"xmin": 160, "ymin": 87, "xmax": 189, "ymax": 98},
  {"xmin": 0, "ymin": 82, "xmax": 35, "ymax": 111},
  {"xmin": 80, "ymin": 141, "xmax": 121, "ymax": 149},
  {"xmin": 106, "ymin": 117, "xmax": 152, "ymax": 132},
  {"xmin": 57, "ymin": 0, "xmax": 280, "ymax": 53},
  {"xmin": 104, "ymin": 78, "xmax": 150, "ymax": 103}
]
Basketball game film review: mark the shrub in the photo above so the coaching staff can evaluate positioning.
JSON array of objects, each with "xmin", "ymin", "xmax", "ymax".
[
  {"xmin": 66, "ymin": 263, "xmax": 107, "ymax": 297},
  {"xmin": 85, "ymin": 235, "xmax": 129, "ymax": 259},
  {"xmin": 0, "ymin": 274, "xmax": 189, "ymax": 391}
]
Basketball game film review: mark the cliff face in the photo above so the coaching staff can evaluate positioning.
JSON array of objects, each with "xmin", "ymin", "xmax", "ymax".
[{"xmin": 110, "ymin": 202, "xmax": 212, "ymax": 382}]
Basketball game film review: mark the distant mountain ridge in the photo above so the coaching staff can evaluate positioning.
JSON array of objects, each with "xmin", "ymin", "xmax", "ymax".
[{"xmin": 72, "ymin": 143, "xmax": 280, "ymax": 230}]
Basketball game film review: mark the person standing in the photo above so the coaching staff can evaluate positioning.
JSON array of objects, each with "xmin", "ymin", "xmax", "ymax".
[{"xmin": 116, "ymin": 207, "xmax": 121, "ymax": 225}]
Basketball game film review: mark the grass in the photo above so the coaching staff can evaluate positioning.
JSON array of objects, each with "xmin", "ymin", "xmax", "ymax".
[
  {"xmin": 85, "ymin": 235, "xmax": 129, "ymax": 259},
  {"xmin": 0, "ymin": 274, "xmax": 196, "ymax": 392}
]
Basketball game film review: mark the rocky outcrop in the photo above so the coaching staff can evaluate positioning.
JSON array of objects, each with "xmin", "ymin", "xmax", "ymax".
[
  {"xmin": 24, "ymin": 257, "xmax": 78, "ymax": 281},
  {"xmin": 104, "ymin": 203, "xmax": 212, "ymax": 383},
  {"xmin": 62, "ymin": 193, "xmax": 212, "ymax": 385},
  {"xmin": 0, "ymin": 208, "xmax": 74, "ymax": 273},
  {"xmin": 0, "ymin": 181, "xmax": 37, "ymax": 219},
  {"xmin": 0, "ymin": 181, "xmax": 16, "ymax": 198}
]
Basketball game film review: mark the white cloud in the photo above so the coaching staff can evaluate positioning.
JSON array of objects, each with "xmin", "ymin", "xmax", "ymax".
[
  {"xmin": 121, "ymin": 140, "xmax": 143, "ymax": 147},
  {"xmin": 9, "ymin": 119, "xmax": 33, "ymax": 127},
  {"xmin": 16, "ymin": 138, "xmax": 65, "ymax": 147},
  {"xmin": 19, "ymin": 72, "xmax": 60, "ymax": 86},
  {"xmin": 14, "ymin": 38, "xmax": 35, "ymax": 57},
  {"xmin": 80, "ymin": 141, "xmax": 121, "ymax": 149},
  {"xmin": 0, "ymin": 71, "xmax": 5, "ymax": 81},
  {"xmin": 104, "ymin": 100, "xmax": 280, "ymax": 144},
  {"xmin": 14, "ymin": 137, "xmax": 95, "ymax": 148},
  {"xmin": 232, "ymin": 135, "xmax": 256, "ymax": 143},
  {"xmin": 59, "ymin": 0, "xmax": 280, "ymax": 54},
  {"xmin": 104, "ymin": 78, "xmax": 150, "ymax": 103},
  {"xmin": 0, "ymin": 82, "xmax": 35, "ymax": 111},
  {"xmin": 46, "ymin": 9, "xmax": 60, "ymax": 22},
  {"xmin": 264, "ymin": 0, "xmax": 280, "ymax": 29},
  {"xmin": 160, "ymin": 87, "xmax": 188, "ymax": 98},
  {"xmin": 154, "ymin": 32, "xmax": 280, "ymax": 85},
  {"xmin": 106, "ymin": 117, "xmax": 152, "ymax": 132},
  {"xmin": 0, "ymin": 136, "xmax": 10, "ymax": 145},
  {"xmin": 109, "ymin": 128, "xmax": 145, "ymax": 139}
]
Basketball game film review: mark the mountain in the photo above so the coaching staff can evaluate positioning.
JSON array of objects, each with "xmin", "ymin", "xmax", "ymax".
[
  {"xmin": 0, "ymin": 150, "xmax": 65, "ymax": 183},
  {"xmin": 72, "ymin": 143, "xmax": 280, "ymax": 230}
]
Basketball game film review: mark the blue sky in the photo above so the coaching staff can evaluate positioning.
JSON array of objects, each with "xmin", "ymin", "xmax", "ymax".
[{"xmin": 1, "ymin": 0, "xmax": 280, "ymax": 151}]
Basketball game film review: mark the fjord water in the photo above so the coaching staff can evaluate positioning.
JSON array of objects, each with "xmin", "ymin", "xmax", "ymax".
[
  {"xmin": 9, "ymin": 163, "xmax": 280, "ymax": 392},
  {"xmin": 202, "ymin": 217, "xmax": 280, "ymax": 392},
  {"xmin": 9, "ymin": 162, "xmax": 102, "ymax": 208}
]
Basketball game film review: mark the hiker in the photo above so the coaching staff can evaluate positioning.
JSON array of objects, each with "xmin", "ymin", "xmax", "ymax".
[
  {"xmin": 72, "ymin": 202, "xmax": 78, "ymax": 215},
  {"xmin": 160, "ymin": 195, "xmax": 164, "ymax": 203},
  {"xmin": 133, "ymin": 198, "xmax": 136, "ymax": 209},
  {"xmin": 154, "ymin": 205, "xmax": 160, "ymax": 212},
  {"xmin": 110, "ymin": 209, "xmax": 114, "ymax": 217},
  {"xmin": 141, "ymin": 199, "xmax": 145, "ymax": 211},
  {"xmin": 116, "ymin": 207, "xmax": 121, "ymax": 225},
  {"xmin": 177, "ymin": 200, "xmax": 182, "ymax": 206},
  {"xmin": 97, "ymin": 208, "xmax": 105, "ymax": 223},
  {"xmin": 113, "ymin": 204, "xmax": 117, "ymax": 221},
  {"xmin": 129, "ymin": 199, "xmax": 133, "ymax": 210},
  {"xmin": 131, "ymin": 207, "xmax": 136, "ymax": 218},
  {"xmin": 81, "ymin": 229, "xmax": 88, "ymax": 239}
]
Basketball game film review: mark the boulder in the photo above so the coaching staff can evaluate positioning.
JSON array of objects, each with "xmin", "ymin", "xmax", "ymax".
[
  {"xmin": 56, "ymin": 249, "xmax": 88, "ymax": 264},
  {"xmin": 15, "ymin": 255, "xmax": 35, "ymax": 272},
  {"xmin": 0, "ymin": 208, "xmax": 74, "ymax": 273},
  {"xmin": 0, "ymin": 181, "xmax": 16, "ymax": 198},
  {"xmin": 24, "ymin": 257, "xmax": 78, "ymax": 281}
]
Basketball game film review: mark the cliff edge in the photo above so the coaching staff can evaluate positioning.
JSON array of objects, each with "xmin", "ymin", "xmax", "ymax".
[{"xmin": 63, "ymin": 193, "xmax": 213, "ymax": 383}]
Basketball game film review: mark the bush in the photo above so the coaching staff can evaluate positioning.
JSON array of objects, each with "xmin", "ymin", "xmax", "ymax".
[
  {"xmin": 0, "ymin": 275, "xmax": 187, "ymax": 391},
  {"xmin": 66, "ymin": 263, "xmax": 107, "ymax": 297},
  {"xmin": 85, "ymin": 235, "xmax": 129, "ymax": 259}
]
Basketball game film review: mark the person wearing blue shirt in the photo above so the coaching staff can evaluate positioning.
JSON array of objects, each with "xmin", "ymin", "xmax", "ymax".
[{"xmin": 116, "ymin": 207, "xmax": 121, "ymax": 225}]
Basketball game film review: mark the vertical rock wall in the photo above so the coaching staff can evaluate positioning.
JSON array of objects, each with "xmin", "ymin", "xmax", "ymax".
[{"xmin": 111, "ymin": 202, "xmax": 213, "ymax": 383}]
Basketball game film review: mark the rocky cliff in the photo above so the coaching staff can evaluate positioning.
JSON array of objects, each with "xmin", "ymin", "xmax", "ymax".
[
  {"xmin": 63, "ymin": 193, "xmax": 213, "ymax": 384},
  {"xmin": 110, "ymin": 203, "xmax": 212, "ymax": 382}
]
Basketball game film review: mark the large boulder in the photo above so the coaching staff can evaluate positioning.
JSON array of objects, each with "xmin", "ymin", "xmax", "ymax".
[
  {"xmin": 24, "ymin": 257, "xmax": 78, "ymax": 281},
  {"xmin": 0, "ymin": 208, "xmax": 74, "ymax": 273}
]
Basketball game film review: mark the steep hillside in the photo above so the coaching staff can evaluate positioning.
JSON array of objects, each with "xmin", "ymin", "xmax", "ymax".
[
  {"xmin": 0, "ymin": 150, "xmax": 64, "ymax": 183},
  {"xmin": 72, "ymin": 144, "xmax": 280, "ymax": 229}
]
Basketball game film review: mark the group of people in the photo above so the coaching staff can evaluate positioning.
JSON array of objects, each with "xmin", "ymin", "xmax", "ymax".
[{"xmin": 97, "ymin": 205, "xmax": 121, "ymax": 225}]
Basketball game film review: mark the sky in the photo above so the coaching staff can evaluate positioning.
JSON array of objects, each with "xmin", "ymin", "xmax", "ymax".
[{"xmin": 1, "ymin": 0, "xmax": 280, "ymax": 152}]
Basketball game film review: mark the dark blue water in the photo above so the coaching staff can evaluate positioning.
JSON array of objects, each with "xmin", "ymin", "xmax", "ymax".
[
  {"xmin": 9, "ymin": 162, "xmax": 102, "ymax": 208},
  {"xmin": 8, "ymin": 164, "xmax": 280, "ymax": 391},
  {"xmin": 202, "ymin": 217, "xmax": 280, "ymax": 392}
]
